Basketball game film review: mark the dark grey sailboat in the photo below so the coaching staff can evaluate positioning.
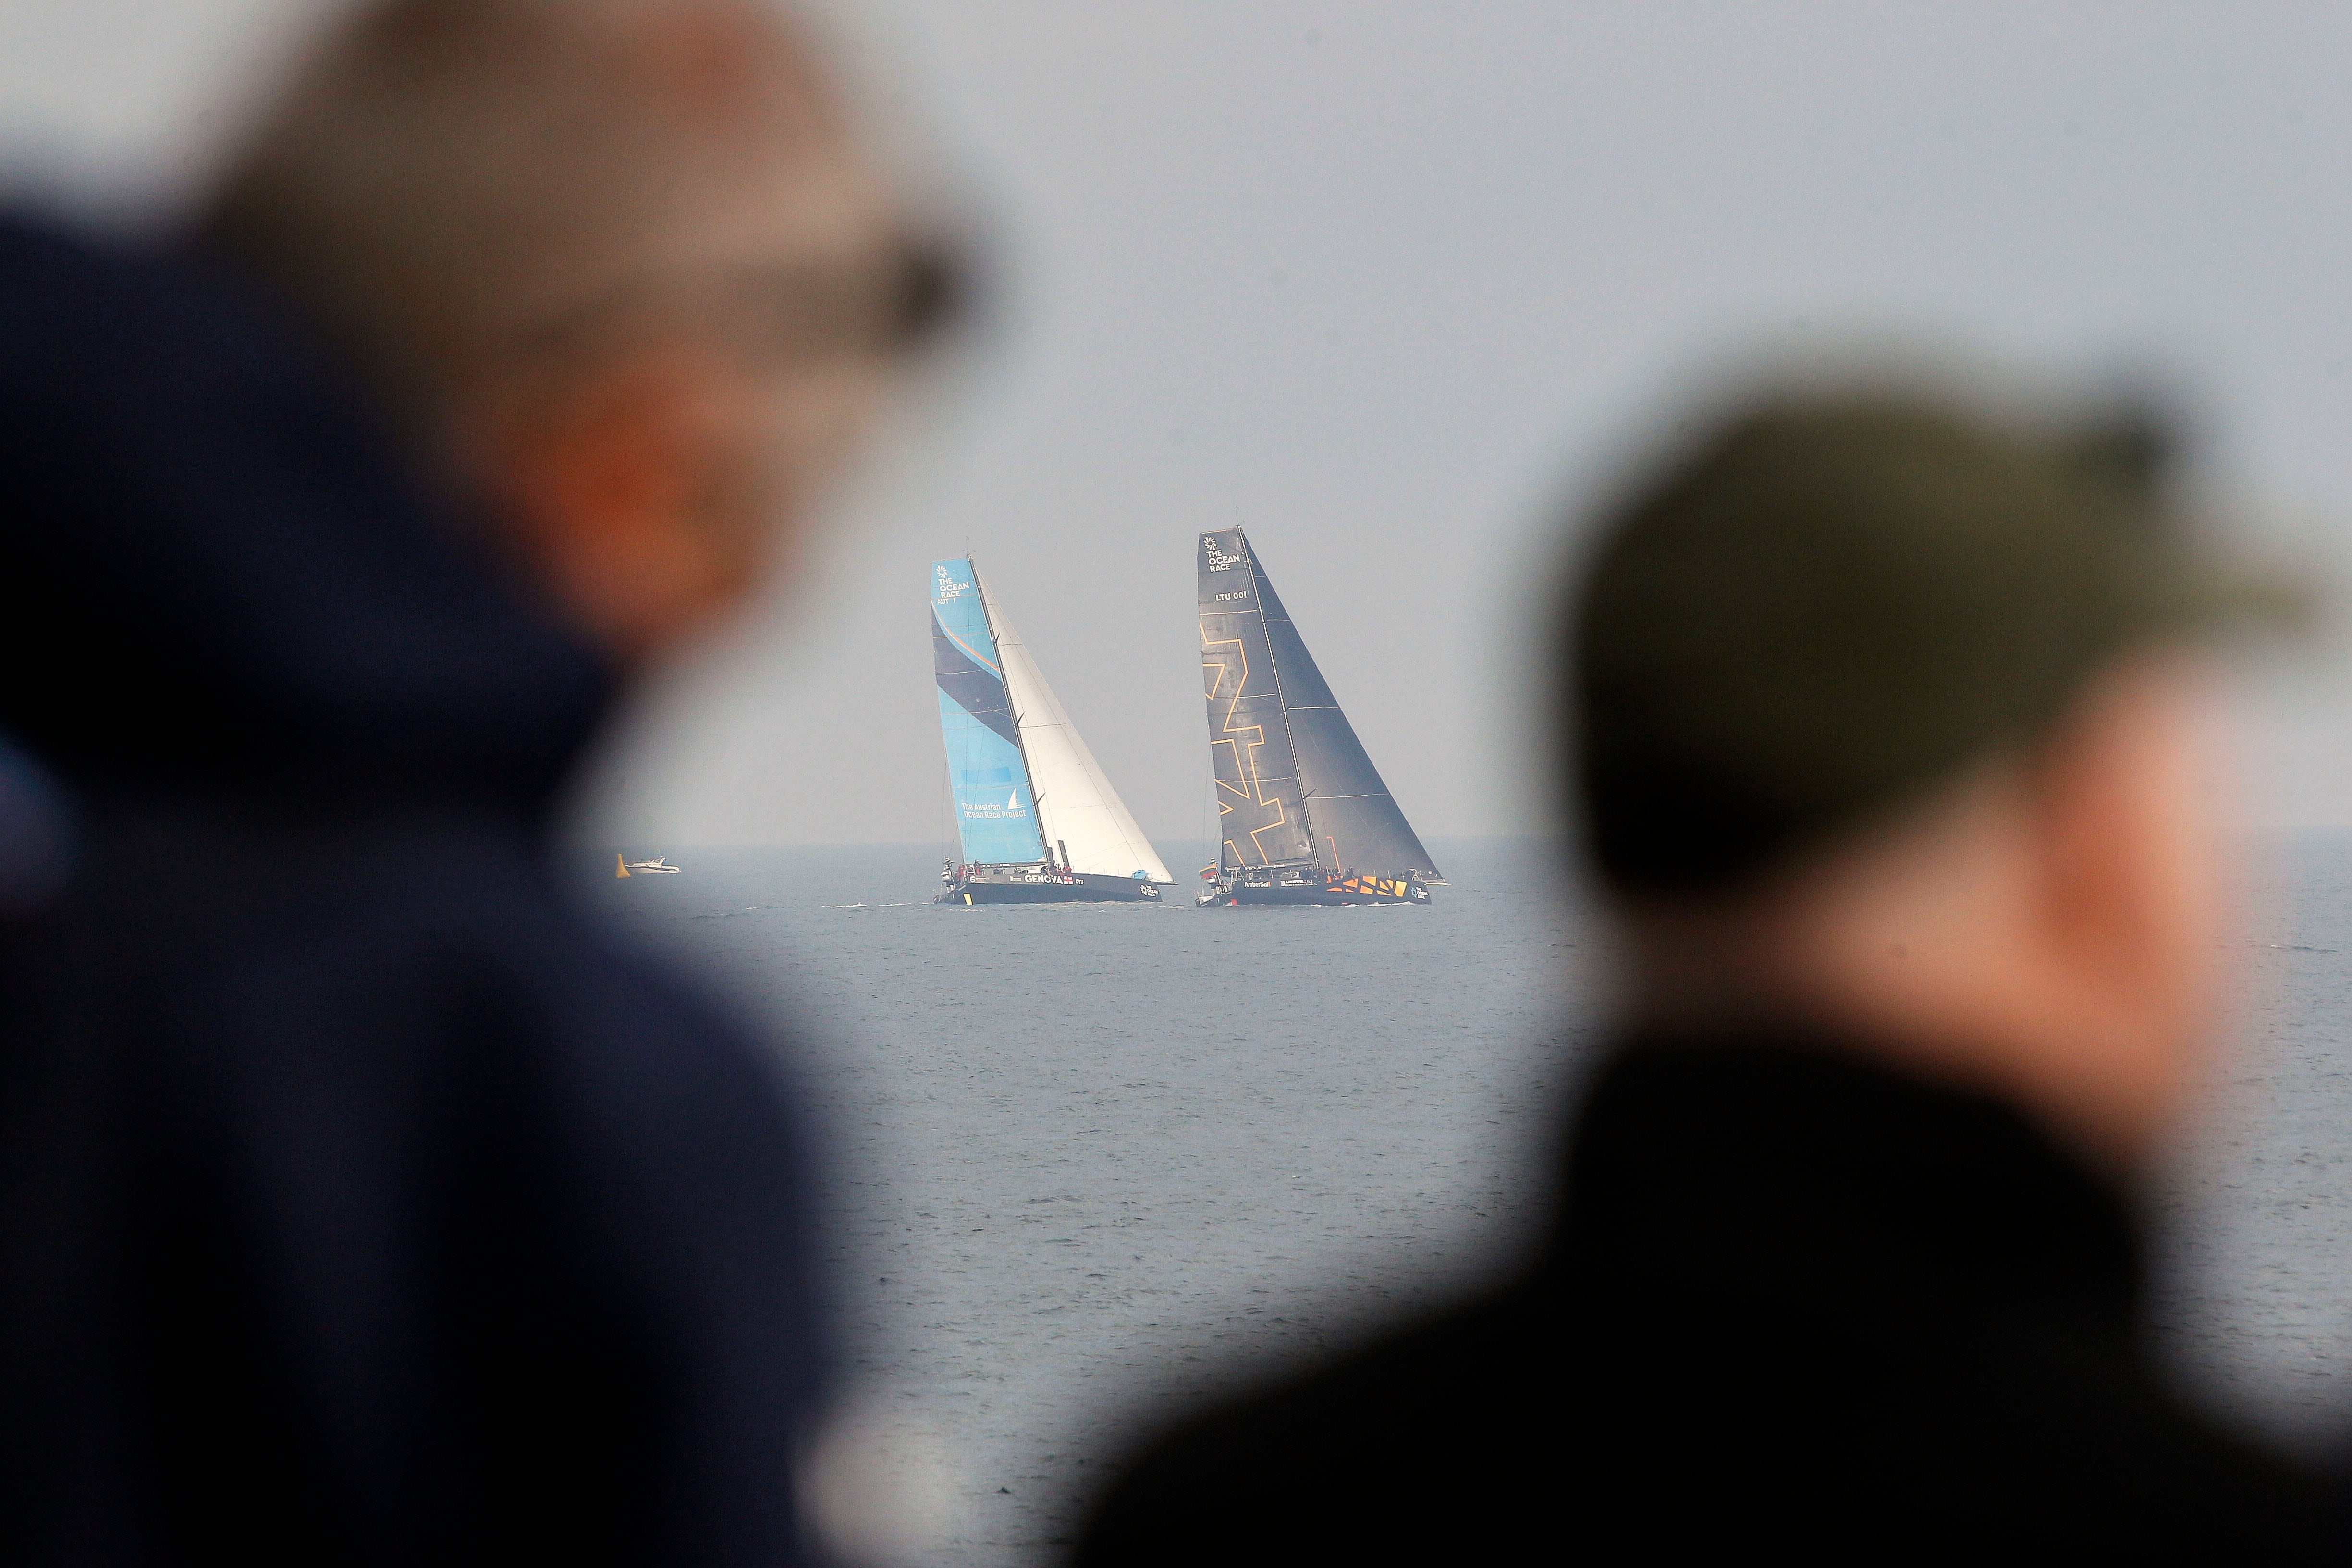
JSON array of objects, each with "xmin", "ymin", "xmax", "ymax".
[{"xmin": 1196, "ymin": 529, "xmax": 1441, "ymax": 906}]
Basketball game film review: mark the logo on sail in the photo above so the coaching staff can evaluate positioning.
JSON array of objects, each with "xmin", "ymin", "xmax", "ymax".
[{"xmin": 959, "ymin": 789, "xmax": 1029, "ymax": 821}]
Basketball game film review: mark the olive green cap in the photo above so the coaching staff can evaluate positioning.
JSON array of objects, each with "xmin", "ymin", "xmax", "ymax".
[{"xmin": 1572, "ymin": 390, "xmax": 2293, "ymax": 897}]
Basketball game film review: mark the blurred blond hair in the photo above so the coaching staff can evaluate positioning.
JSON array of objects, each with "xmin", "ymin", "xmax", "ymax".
[{"xmin": 202, "ymin": 0, "xmax": 848, "ymax": 423}]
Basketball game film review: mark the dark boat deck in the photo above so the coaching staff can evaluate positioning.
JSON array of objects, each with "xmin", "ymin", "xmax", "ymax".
[
  {"xmin": 1198, "ymin": 869, "xmax": 1431, "ymax": 907},
  {"xmin": 940, "ymin": 866, "xmax": 1161, "ymax": 905}
]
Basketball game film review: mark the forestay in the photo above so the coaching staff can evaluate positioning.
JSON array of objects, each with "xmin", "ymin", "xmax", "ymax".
[{"xmin": 983, "ymin": 578, "xmax": 1174, "ymax": 883}]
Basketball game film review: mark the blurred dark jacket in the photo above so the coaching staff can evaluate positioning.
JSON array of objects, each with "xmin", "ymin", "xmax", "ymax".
[
  {"xmin": 0, "ymin": 215, "xmax": 828, "ymax": 1563},
  {"xmin": 1077, "ymin": 1036, "xmax": 2338, "ymax": 1563}
]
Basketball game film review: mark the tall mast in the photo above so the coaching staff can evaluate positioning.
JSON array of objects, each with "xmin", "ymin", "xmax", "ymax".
[
  {"xmin": 971, "ymin": 558, "xmax": 1047, "ymax": 865},
  {"xmin": 1199, "ymin": 528, "xmax": 1314, "ymax": 871},
  {"xmin": 1239, "ymin": 532, "xmax": 1319, "ymax": 866}
]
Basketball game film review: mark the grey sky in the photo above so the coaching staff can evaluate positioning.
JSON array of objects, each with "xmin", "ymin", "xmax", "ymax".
[{"xmin": 9, "ymin": 1, "xmax": 2352, "ymax": 846}]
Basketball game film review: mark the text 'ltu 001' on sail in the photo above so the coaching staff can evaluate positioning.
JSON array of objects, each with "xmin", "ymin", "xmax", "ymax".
[
  {"xmin": 1198, "ymin": 529, "xmax": 1441, "ymax": 906},
  {"xmin": 931, "ymin": 557, "xmax": 1174, "ymax": 905}
]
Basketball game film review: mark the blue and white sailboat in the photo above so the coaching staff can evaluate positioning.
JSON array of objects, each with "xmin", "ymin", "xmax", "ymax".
[{"xmin": 931, "ymin": 557, "xmax": 1173, "ymax": 904}]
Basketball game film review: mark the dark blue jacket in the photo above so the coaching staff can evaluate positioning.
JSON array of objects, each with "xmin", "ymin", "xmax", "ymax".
[{"xmin": 0, "ymin": 216, "xmax": 829, "ymax": 1564}]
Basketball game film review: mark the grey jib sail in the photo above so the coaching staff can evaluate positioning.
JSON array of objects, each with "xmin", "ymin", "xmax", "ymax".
[{"xmin": 1198, "ymin": 529, "xmax": 1440, "ymax": 880}]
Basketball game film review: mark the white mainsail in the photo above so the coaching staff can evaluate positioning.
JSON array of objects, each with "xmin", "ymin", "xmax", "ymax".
[{"xmin": 980, "ymin": 579, "xmax": 1175, "ymax": 883}]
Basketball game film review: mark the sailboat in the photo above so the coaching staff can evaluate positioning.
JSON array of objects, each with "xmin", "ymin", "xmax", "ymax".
[
  {"xmin": 1197, "ymin": 528, "xmax": 1441, "ymax": 906},
  {"xmin": 931, "ymin": 557, "xmax": 1174, "ymax": 904}
]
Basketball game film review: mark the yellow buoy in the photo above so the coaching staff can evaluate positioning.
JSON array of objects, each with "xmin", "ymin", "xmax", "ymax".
[{"xmin": 616, "ymin": 853, "xmax": 631, "ymax": 879}]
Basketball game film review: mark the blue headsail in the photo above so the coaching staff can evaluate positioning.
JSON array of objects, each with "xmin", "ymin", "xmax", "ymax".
[{"xmin": 932, "ymin": 558, "xmax": 1048, "ymax": 864}]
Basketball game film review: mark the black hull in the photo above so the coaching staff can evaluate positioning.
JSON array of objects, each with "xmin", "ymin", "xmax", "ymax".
[
  {"xmin": 939, "ymin": 870, "xmax": 1161, "ymax": 905},
  {"xmin": 1197, "ymin": 871, "xmax": 1431, "ymax": 907}
]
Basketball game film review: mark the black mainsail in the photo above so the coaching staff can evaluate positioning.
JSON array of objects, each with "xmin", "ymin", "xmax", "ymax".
[{"xmin": 1198, "ymin": 529, "xmax": 1439, "ymax": 901}]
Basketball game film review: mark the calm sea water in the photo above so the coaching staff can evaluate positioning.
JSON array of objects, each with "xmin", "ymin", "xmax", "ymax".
[{"xmin": 592, "ymin": 834, "xmax": 2352, "ymax": 1566}]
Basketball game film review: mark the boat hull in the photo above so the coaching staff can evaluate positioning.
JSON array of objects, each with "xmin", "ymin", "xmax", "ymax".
[
  {"xmin": 939, "ymin": 870, "xmax": 1162, "ymax": 905},
  {"xmin": 1197, "ymin": 871, "xmax": 1431, "ymax": 907}
]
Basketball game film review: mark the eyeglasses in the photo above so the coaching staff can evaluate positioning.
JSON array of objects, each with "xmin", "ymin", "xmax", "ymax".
[
  {"xmin": 520, "ymin": 231, "xmax": 969, "ymax": 368},
  {"xmin": 716, "ymin": 233, "xmax": 965, "ymax": 361}
]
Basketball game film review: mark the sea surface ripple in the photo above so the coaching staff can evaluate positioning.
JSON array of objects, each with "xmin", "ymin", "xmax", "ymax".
[{"xmin": 596, "ymin": 835, "xmax": 2352, "ymax": 1566}]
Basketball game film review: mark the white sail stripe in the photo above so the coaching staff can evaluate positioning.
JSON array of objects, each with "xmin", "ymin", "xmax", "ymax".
[{"xmin": 980, "ymin": 584, "xmax": 1175, "ymax": 883}]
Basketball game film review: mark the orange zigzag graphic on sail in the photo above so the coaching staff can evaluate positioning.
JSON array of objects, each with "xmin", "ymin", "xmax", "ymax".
[{"xmin": 1201, "ymin": 628, "xmax": 1295, "ymax": 865}]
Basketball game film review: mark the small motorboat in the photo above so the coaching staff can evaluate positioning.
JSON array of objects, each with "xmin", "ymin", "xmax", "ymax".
[{"xmin": 615, "ymin": 855, "xmax": 684, "ymax": 877}]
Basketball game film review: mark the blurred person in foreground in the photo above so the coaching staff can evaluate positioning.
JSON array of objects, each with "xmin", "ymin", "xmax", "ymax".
[
  {"xmin": 0, "ymin": 0, "xmax": 950, "ymax": 1558},
  {"xmin": 1077, "ymin": 392, "xmax": 2341, "ymax": 1560}
]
